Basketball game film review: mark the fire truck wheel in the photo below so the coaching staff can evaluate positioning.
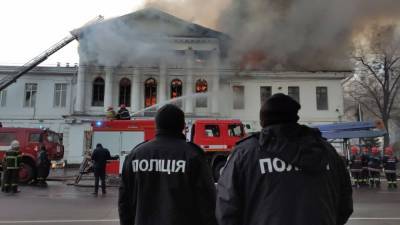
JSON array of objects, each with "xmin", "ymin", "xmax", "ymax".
[
  {"xmin": 19, "ymin": 162, "xmax": 35, "ymax": 184},
  {"xmin": 213, "ymin": 160, "xmax": 226, "ymax": 182}
]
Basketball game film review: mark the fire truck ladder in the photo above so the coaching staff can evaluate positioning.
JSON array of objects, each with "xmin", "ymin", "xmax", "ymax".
[{"xmin": 0, "ymin": 15, "xmax": 104, "ymax": 92}]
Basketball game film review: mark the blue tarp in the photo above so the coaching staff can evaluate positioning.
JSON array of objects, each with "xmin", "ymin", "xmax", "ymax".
[{"xmin": 312, "ymin": 121, "xmax": 386, "ymax": 140}]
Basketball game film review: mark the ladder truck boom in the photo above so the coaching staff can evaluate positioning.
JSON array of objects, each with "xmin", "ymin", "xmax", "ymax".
[{"xmin": 0, "ymin": 15, "xmax": 104, "ymax": 92}]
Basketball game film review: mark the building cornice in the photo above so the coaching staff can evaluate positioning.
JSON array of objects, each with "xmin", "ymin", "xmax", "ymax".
[{"xmin": 0, "ymin": 66, "xmax": 77, "ymax": 76}]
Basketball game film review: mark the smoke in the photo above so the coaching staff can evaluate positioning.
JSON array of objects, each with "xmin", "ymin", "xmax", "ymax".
[
  {"xmin": 79, "ymin": 0, "xmax": 400, "ymax": 70},
  {"xmin": 218, "ymin": 0, "xmax": 400, "ymax": 70}
]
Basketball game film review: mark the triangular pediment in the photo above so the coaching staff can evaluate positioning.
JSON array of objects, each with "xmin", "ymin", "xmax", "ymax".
[{"xmin": 95, "ymin": 7, "xmax": 228, "ymax": 40}]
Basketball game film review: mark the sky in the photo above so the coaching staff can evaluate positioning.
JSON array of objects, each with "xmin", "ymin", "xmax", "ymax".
[{"xmin": 0, "ymin": 0, "xmax": 145, "ymax": 66}]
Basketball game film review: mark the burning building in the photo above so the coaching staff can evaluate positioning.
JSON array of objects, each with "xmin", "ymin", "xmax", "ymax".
[{"xmin": 0, "ymin": 8, "xmax": 350, "ymax": 163}]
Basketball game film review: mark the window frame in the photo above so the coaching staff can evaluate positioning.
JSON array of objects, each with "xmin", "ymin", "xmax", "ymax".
[
  {"xmin": 260, "ymin": 86, "xmax": 272, "ymax": 105},
  {"xmin": 288, "ymin": 86, "xmax": 300, "ymax": 103},
  {"xmin": 0, "ymin": 90, "xmax": 6, "ymax": 107},
  {"xmin": 92, "ymin": 77, "xmax": 105, "ymax": 107},
  {"xmin": 119, "ymin": 78, "xmax": 131, "ymax": 107},
  {"xmin": 233, "ymin": 85, "xmax": 245, "ymax": 110},
  {"xmin": 195, "ymin": 79, "xmax": 208, "ymax": 108},
  {"xmin": 316, "ymin": 86, "xmax": 329, "ymax": 110},
  {"xmin": 54, "ymin": 83, "xmax": 67, "ymax": 108}
]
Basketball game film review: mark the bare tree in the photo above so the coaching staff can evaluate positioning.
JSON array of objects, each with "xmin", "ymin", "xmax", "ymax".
[{"xmin": 347, "ymin": 25, "xmax": 400, "ymax": 147}]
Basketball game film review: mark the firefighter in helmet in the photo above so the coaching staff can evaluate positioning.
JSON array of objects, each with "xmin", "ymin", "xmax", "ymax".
[
  {"xmin": 106, "ymin": 106, "xmax": 116, "ymax": 120},
  {"xmin": 383, "ymin": 146, "xmax": 398, "ymax": 188},
  {"xmin": 2, "ymin": 140, "xmax": 22, "ymax": 193},
  {"xmin": 36, "ymin": 145, "xmax": 51, "ymax": 187},
  {"xmin": 349, "ymin": 146, "xmax": 363, "ymax": 188},
  {"xmin": 360, "ymin": 147, "xmax": 370, "ymax": 186},
  {"xmin": 116, "ymin": 104, "xmax": 131, "ymax": 120},
  {"xmin": 368, "ymin": 147, "xmax": 382, "ymax": 188}
]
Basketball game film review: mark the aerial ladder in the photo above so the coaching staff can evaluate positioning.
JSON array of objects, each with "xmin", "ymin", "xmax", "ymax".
[{"xmin": 0, "ymin": 16, "xmax": 104, "ymax": 92}]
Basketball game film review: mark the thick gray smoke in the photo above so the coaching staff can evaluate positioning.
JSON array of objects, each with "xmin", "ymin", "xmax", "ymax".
[
  {"xmin": 218, "ymin": 0, "xmax": 400, "ymax": 70},
  {"xmin": 79, "ymin": 0, "xmax": 400, "ymax": 70}
]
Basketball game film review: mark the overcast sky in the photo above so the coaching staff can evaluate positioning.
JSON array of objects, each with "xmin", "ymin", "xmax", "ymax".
[{"xmin": 0, "ymin": 0, "xmax": 145, "ymax": 66}]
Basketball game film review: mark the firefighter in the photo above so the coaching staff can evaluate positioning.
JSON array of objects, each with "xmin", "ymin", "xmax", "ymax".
[
  {"xmin": 349, "ymin": 146, "xmax": 363, "ymax": 188},
  {"xmin": 383, "ymin": 146, "xmax": 398, "ymax": 188},
  {"xmin": 119, "ymin": 104, "xmax": 217, "ymax": 225},
  {"xmin": 105, "ymin": 106, "xmax": 116, "ymax": 120},
  {"xmin": 2, "ymin": 140, "xmax": 22, "ymax": 193},
  {"xmin": 36, "ymin": 145, "xmax": 51, "ymax": 187},
  {"xmin": 216, "ymin": 94, "xmax": 353, "ymax": 225},
  {"xmin": 368, "ymin": 147, "xmax": 382, "ymax": 188},
  {"xmin": 361, "ymin": 147, "xmax": 370, "ymax": 186},
  {"xmin": 91, "ymin": 143, "xmax": 118, "ymax": 196},
  {"xmin": 116, "ymin": 104, "xmax": 130, "ymax": 120}
]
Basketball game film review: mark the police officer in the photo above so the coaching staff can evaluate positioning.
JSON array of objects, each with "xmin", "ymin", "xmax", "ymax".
[
  {"xmin": 368, "ymin": 147, "xmax": 382, "ymax": 188},
  {"xmin": 216, "ymin": 93, "xmax": 353, "ymax": 225},
  {"xmin": 36, "ymin": 145, "xmax": 51, "ymax": 187},
  {"xmin": 2, "ymin": 140, "xmax": 22, "ymax": 193},
  {"xmin": 383, "ymin": 146, "xmax": 398, "ymax": 188},
  {"xmin": 360, "ymin": 147, "xmax": 370, "ymax": 186},
  {"xmin": 350, "ymin": 146, "xmax": 363, "ymax": 188},
  {"xmin": 91, "ymin": 143, "xmax": 117, "ymax": 196},
  {"xmin": 116, "ymin": 104, "xmax": 130, "ymax": 120},
  {"xmin": 119, "ymin": 104, "xmax": 217, "ymax": 225}
]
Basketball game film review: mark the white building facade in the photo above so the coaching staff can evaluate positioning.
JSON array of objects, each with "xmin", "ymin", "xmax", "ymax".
[{"xmin": 0, "ymin": 9, "xmax": 350, "ymax": 164}]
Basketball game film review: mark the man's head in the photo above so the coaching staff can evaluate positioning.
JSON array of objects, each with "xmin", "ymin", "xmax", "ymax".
[
  {"xmin": 10, "ymin": 140, "xmax": 20, "ymax": 150},
  {"xmin": 96, "ymin": 143, "xmax": 103, "ymax": 149},
  {"xmin": 155, "ymin": 104, "xmax": 185, "ymax": 134},
  {"xmin": 260, "ymin": 93, "xmax": 301, "ymax": 128}
]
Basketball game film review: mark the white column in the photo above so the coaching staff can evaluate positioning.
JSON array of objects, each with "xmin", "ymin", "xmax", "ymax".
[
  {"xmin": 75, "ymin": 64, "xmax": 86, "ymax": 113},
  {"xmin": 158, "ymin": 60, "xmax": 167, "ymax": 107},
  {"xmin": 104, "ymin": 67, "xmax": 113, "ymax": 110},
  {"xmin": 131, "ymin": 68, "xmax": 141, "ymax": 113},
  {"xmin": 184, "ymin": 48, "xmax": 194, "ymax": 114},
  {"xmin": 211, "ymin": 48, "xmax": 220, "ymax": 114}
]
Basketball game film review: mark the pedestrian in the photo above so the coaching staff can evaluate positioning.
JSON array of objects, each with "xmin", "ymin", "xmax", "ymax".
[
  {"xmin": 118, "ymin": 104, "xmax": 217, "ymax": 225},
  {"xmin": 91, "ymin": 143, "xmax": 117, "ymax": 196},
  {"xmin": 116, "ymin": 104, "xmax": 130, "ymax": 120},
  {"xmin": 36, "ymin": 145, "xmax": 51, "ymax": 187},
  {"xmin": 105, "ymin": 106, "xmax": 116, "ymax": 120},
  {"xmin": 383, "ymin": 146, "xmax": 398, "ymax": 189},
  {"xmin": 2, "ymin": 140, "xmax": 22, "ymax": 193},
  {"xmin": 216, "ymin": 93, "xmax": 353, "ymax": 225},
  {"xmin": 361, "ymin": 147, "xmax": 370, "ymax": 186},
  {"xmin": 368, "ymin": 147, "xmax": 382, "ymax": 188},
  {"xmin": 350, "ymin": 146, "xmax": 363, "ymax": 188}
]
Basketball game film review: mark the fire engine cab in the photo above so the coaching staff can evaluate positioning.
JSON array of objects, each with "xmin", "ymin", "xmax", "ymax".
[{"xmin": 87, "ymin": 119, "xmax": 246, "ymax": 180}]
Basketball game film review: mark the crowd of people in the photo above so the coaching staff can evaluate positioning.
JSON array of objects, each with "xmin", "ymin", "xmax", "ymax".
[{"xmin": 349, "ymin": 145, "xmax": 398, "ymax": 188}]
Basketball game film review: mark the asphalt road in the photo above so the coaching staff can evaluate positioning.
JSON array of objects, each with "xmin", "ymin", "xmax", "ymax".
[{"xmin": 0, "ymin": 181, "xmax": 399, "ymax": 225}]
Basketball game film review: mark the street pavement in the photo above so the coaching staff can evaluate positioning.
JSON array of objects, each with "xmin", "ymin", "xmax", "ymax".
[{"xmin": 0, "ymin": 181, "xmax": 399, "ymax": 225}]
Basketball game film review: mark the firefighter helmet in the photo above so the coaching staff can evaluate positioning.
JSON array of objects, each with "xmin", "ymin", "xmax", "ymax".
[{"xmin": 10, "ymin": 140, "xmax": 20, "ymax": 150}]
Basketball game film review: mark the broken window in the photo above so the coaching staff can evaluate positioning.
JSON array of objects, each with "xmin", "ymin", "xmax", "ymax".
[
  {"xmin": 316, "ymin": 86, "xmax": 328, "ymax": 110},
  {"xmin": 92, "ymin": 77, "xmax": 105, "ymax": 107},
  {"xmin": 195, "ymin": 79, "xmax": 208, "ymax": 108},
  {"xmin": 144, "ymin": 78, "xmax": 157, "ymax": 108},
  {"xmin": 233, "ymin": 85, "xmax": 245, "ymax": 109},
  {"xmin": 288, "ymin": 86, "xmax": 300, "ymax": 103},
  {"xmin": 24, "ymin": 83, "xmax": 37, "ymax": 108},
  {"xmin": 119, "ymin": 78, "xmax": 131, "ymax": 107},
  {"xmin": 170, "ymin": 79, "xmax": 183, "ymax": 106}
]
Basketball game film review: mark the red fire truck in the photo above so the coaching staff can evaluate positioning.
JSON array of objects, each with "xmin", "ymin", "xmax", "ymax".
[
  {"xmin": 0, "ymin": 127, "xmax": 64, "ymax": 183},
  {"xmin": 86, "ymin": 119, "xmax": 246, "ymax": 180}
]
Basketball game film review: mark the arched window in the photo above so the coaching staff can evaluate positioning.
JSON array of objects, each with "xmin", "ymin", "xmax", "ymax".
[
  {"xmin": 171, "ymin": 79, "xmax": 183, "ymax": 107},
  {"xmin": 119, "ymin": 78, "xmax": 131, "ymax": 107},
  {"xmin": 195, "ymin": 79, "xmax": 208, "ymax": 108},
  {"xmin": 92, "ymin": 77, "xmax": 105, "ymax": 106},
  {"xmin": 144, "ymin": 78, "xmax": 157, "ymax": 108}
]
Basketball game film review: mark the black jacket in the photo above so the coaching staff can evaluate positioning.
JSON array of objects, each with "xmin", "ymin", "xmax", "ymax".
[
  {"xmin": 118, "ymin": 131, "xmax": 217, "ymax": 225},
  {"xmin": 91, "ymin": 147, "xmax": 113, "ymax": 171},
  {"xmin": 216, "ymin": 123, "xmax": 353, "ymax": 225},
  {"xmin": 117, "ymin": 108, "xmax": 131, "ymax": 120}
]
